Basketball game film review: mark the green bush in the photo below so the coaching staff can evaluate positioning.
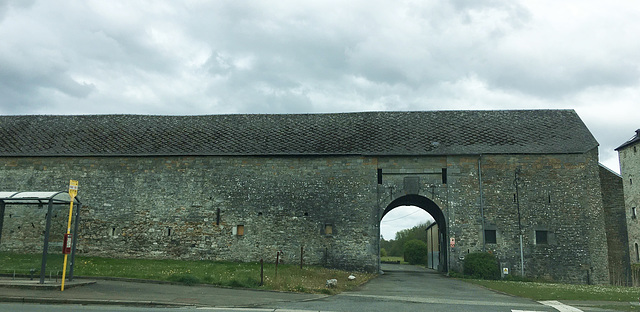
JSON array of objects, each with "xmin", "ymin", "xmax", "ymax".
[
  {"xmin": 380, "ymin": 248, "xmax": 388, "ymax": 257},
  {"xmin": 463, "ymin": 252, "xmax": 500, "ymax": 280},
  {"xmin": 403, "ymin": 240, "xmax": 428, "ymax": 265}
]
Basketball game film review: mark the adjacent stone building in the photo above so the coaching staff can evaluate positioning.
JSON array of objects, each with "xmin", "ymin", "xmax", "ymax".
[
  {"xmin": 0, "ymin": 110, "xmax": 627, "ymax": 284},
  {"xmin": 617, "ymin": 130, "xmax": 640, "ymax": 269}
]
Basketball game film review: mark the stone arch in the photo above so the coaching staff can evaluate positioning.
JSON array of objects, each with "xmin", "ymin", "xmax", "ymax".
[{"xmin": 381, "ymin": 194, "xmax": 448, "ymax": 272}]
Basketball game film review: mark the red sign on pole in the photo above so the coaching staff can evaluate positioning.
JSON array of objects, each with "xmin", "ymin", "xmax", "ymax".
[{"xmin": 62, "ymin": 233, "xmax": 72, "ymax": 254}]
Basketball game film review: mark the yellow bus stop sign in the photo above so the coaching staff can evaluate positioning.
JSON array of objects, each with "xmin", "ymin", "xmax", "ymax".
[
  {"xmin": 69, "ymin": 180, "xmax": 78, "ymax": 198},
  {"xmin": 62, "ymin": 180, "xmax": 78, "ymax": 291}
]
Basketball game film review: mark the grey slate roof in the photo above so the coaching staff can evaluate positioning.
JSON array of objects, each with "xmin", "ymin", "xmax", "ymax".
[
  {"xmin": 615, "ymin": 129, "xmax": 640, "ymax": 151},
  {"xmin": 0, "ymin": 110, "xmax": 598, "ymax": 157}
]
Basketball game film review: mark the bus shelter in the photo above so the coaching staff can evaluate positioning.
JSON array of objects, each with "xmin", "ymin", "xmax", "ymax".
[{"xmin": 0, "ymin": 191, "xmax": 81, "ymax": 284}]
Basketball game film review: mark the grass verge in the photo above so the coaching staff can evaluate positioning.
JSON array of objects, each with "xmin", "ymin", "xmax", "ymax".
[
  {"xmin": 380, "ymin": 256, "xmax": 408, "ymax": 264},
  {"xmin": 0, "ymin": 252, "xmax": 374, "ymax": 294},
  {"xmin": 466, "ymin": 279, "xmax": 639, "ymax": 302}
]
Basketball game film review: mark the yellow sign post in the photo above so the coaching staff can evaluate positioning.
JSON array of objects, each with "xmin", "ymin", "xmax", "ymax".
[{"xmin": 61, "ymin": 180, "xmax": 78, "ymax": 291}]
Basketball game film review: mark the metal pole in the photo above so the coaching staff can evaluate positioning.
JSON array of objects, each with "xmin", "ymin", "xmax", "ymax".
[
  {"xmin": 300, "ymin": 246, "xmax": 304, "ymax": 269},
  {"xmin": 69, "ymin": 198, "xmax": 81, "ymax": 281},
  {"xmin": 479, "ymin": 156, "xmax": 485, "ymax": 252},
  {"xmin": 0, "ymin": 201, "xmax": 5, "ymax": 245},
  {"xmin": 515, "ymin": 169, "xmax": 524, "ymax": 277},
  {"xmin": 275, "ymin": 251, "xmax": 280, "ymax": 278},
  {"xmin": 40, "ymin": 200, "xmax": 54, "ymax": 284}
]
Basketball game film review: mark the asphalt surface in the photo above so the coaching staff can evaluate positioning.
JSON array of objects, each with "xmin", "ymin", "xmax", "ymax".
[
  {"xmin": 257, "ymin": 264, "xmax": 562, "ymax": 312},
  {"xmin": 0, "ymin": 276, "xmax": 322, "ymax": 308},
  {"xmin": 0, "ymin": 264, "xmax": 633, "ymax": 311}
]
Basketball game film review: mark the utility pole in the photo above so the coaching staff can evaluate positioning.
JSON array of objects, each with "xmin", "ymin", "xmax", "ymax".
[{"xmin": 514, "ymin": 168, "xmax": 524, "ymax": 277}]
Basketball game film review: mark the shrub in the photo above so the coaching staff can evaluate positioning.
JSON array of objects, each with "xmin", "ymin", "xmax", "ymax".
[
  {"xmin": 463, "ymin": 252, "xmax": 500, "ymax": 280},
  {"xmin": 380, "ymin": 248, "xmax": 388, "ymax": 257},
  {"xmin": 403, "ymin": 240, "xmax": 428, "ymax": 265}
]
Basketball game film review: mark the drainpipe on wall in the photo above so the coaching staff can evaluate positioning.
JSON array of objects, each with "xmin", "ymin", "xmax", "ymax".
[
  {"xmin": 445, "ymin": 161, "xmax": 451, "ymax": 275},
  {"xmin": 479, "ymin": 155, "xmax": 486, "ymax": 252},
  {"xmin": 514, "ymin": 168, "xmax": 524, "ymax": 277},
  {"xmin": 376, "ymin": 165, "xmax": 382, "ymax": 274}
]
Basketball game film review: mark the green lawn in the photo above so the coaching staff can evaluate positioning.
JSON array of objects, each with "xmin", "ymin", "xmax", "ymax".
[
  {"xmin": 467, "ymin": 279, "xmax": 639, "ymax": 302},
  {"xmin": 380, "ymin": 256, "xmax": 408, "ymax": 264},
  {"xmin": 0, "ymin": 252, "xmax": 375, "ymax": 294}
]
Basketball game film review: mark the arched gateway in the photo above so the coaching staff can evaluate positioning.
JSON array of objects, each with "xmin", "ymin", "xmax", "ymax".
[
  {"xmin": 382, "ymin": 195, "xmax": 447, "ymax": 272},
  {"xmin": 0, "ymin": 110, "xmax": 627, "ymax": 284}
]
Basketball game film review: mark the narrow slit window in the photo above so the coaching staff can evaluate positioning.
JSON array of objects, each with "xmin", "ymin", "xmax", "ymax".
[
  {"xmin": 236, "ymin": 225, "xmax": 244, "ymax": 236},
  {"xmin": 633, "ymin": 207, "xmax": 637, "ymax": 219},
  {"xmin": 636, "ymin": 243, "xmax": 639, "ymax": 262},
  {"xmin": 167, "ymin": 228, "xmax": 172, "ymax": 236},
  {"xmin": 377, "ymin": 168, "xmax": 383, "ymax": 184},
  {"xmin": 441, "ymin": 168, "xmax": 447, "ymax": 184}
]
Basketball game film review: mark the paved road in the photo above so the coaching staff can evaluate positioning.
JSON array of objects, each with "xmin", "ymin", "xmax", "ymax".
[
  {"xmin": 255, "ymin": 264, "xmax": 576, "ymax": 312},
  {"xmin": 0, "ymin": 264, "xmax": 614, "ymax": 311}
]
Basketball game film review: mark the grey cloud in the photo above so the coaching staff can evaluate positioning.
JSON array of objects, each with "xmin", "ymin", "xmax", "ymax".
[
  {"xmin": 485, "ymin": 58, "xmax": 639, "ymax": 98},
  {"xmin": 0, "ymin": 0, "xmax": 35, "ymax": 21}
]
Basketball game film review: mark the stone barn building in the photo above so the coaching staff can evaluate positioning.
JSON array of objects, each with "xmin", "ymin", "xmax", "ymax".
[
  {"xmin": 0, "ymin": 110, "xmax": 630, "ymax": 284},
  {"xmin": 617, "ymin": 130, "xmax": 640, "ymax": 273}
]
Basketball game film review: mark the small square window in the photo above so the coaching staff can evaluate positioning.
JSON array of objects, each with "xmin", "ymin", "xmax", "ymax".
[
  {"xmin": 485, "ymin": 230, "xmax": 497, "ymax": 244},
  {"xmin": 236, "ymin": 225, "xmax": 244, "ymax": 236},
  {"xmin": 324, "ymin": 224, "xmax": 333, "ymax": 236},
  {"xmin": 535, "ymin": 230, "xmax": 548, "ymax": 245}
]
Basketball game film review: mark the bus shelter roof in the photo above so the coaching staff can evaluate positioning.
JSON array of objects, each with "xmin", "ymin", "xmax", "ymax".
[{"xmin": 0, "ymin": 191, "xmax": 80, "ymax": 205}]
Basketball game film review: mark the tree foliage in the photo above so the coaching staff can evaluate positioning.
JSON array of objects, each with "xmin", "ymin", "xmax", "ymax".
[
  {"xmin": 404, "ymin": 239, "xmax": 428, "ymax": 265},
  {"xmin": 380, "ymin": 221, "xmax": 432, "ymax": 257}
]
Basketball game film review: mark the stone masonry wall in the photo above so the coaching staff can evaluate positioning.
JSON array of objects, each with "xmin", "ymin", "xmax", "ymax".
[
  {"xmin": 619, "ymin": 141, "xmax": 640, "ymax": 266},
  {"xmin": 0, "ymin": 151, "xmax": 611, "ymax": 283},
  {"xmin": 0, "ymin": 156, "xmax": 380, "ymax": 271},
  {"xmin": 599, "ymin": 165, "xmax": 631, "ymax": 285},
  {"xmin": 438, "ymin": 151, "xmax": 608, "ymax": 284},
  {"xmin": 375, "ymin": 151, "xmax": 609, "ymax": 284}
]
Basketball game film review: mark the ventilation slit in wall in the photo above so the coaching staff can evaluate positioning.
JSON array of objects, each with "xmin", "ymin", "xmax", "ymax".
[{"xmin": 441, "ymin": 168, "xmax": 448, "ymax": 184}]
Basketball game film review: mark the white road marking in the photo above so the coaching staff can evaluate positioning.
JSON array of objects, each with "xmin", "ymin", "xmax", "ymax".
[
  {"xmin": 339, "ymin": 293, "xmax": 545, "ymax": 308},
  {"xmin": 196, "ymin": 308, "xmax": 334, "ymax": 312},
  {"xmin": 539, "ymin": 300, "xmax": 583, "ymax": 312}
]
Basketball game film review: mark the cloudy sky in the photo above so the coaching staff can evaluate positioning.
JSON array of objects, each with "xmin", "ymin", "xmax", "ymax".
[{"xmin": 2, "ymin": 1, "xmax": 639, "ymax": 239}]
